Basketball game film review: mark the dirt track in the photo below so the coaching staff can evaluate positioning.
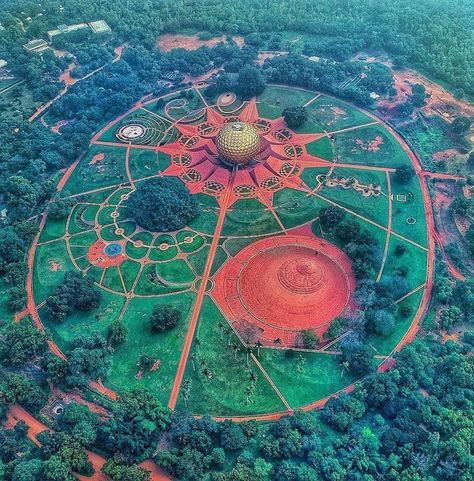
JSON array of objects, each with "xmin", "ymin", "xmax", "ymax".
[{"xmin": 5, "ymin": 405, "xmax": 171, "ymax": 481}]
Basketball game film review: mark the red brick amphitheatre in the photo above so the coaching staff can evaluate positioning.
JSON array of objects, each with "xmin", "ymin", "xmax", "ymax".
[{"xmin": 213, "ymin": 235, "xmax": 355, "ymax": 346}]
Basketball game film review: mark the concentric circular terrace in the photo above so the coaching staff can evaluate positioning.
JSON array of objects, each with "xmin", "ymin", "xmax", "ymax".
[
  {"xmin": 213, "ymin": 235, "xmax": 355, "ymax": 346},
  {"xmin": 27, "ymin": 84, "xmax": 433, "ymax": 420}
]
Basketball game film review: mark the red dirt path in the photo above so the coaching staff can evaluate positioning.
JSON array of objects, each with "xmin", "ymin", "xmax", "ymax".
[
  {"xmin": 167, "ymin": 168, "xmax": 236, "ymax": 410},
  {"xmin": 5, "ymin": 405, "xmax": 170, "ymax": 481}
]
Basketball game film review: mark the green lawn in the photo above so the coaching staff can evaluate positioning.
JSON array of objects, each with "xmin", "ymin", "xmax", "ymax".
[
  {"xmin": 63, "ymin": 145, "xmax": 127, "ymax": 195},
  {"xmin": 33, "ymin": 240, "xmax": 76, "ymax": 304},
  {"xmin": 31, "ymin": 84, "xmax": 430, "ymax": 417},
  {"xmin": 106, "ymin": 293, "xmax": 195, "ymax": 406},
  {"xmin": 317, "ymin": 167, "xmax": 390, "ymax": 227},
  {"xmin": 333, "ymin": 123, "xmax": 412, "ymax": 168},
  {"xmin": 258, "ymin": 349, "xmax": 358, "ymax": 408},
  {"xmin": 306, "ymin": 95, "xmax": 373, "ymax": 131},
  {"xmin": 177, "ymin": 296, "xmax": 286, "ymax": 415}
]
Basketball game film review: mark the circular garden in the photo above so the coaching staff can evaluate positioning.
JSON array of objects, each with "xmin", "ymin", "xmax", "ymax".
[{"xmin": 31, "ymin": 85, "xmax": 432, "ymax": 418}]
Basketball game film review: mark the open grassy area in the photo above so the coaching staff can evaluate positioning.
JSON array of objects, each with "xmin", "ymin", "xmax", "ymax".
[
  {"xmin": 398, "ymin": 115, "xmax": 467, "ymax": 170},
  {"xmin": 107, "ymin": 293, "xmax": 195, "ymax": 405},
  {"xmin": 177, "ymin": 296, "xmax": 286, "ymax": 415},
  {"xmin": 258, "ymin": 348, "xmax": 358, "ymax": 408},
  {"xmin": 63, "ymin": 145, "xmax": 127, "ymax": 195},
  {"xmin": 334, "ymin": 123, "xmax": 412, "ymax": 168},
  {"xmin": 307, "ymin": 95, "xmax": 373, "ymax": 131},
  {"xmin": 32, "ymin": 85, "xmax": 430, "ymax": 418}
]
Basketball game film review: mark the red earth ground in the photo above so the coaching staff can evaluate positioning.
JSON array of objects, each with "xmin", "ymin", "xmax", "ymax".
[
  {"xmin": 378, "ymin": 68, "xmax": 474, "ymax": 120},
  {"xmin": 23, "ymin": 88, "xmax": 436, "ymax": 423},
  {"xmin": 157, "ymin": 33, "xmax": 244, "ymax": 52},
  {"xmin": 87, "ymin": 239, "xmax": 127, "ymax": 268},
  {"xmin": 5, "ymin": 405, "xmax": 171, "ymax": 481},
  {"xmin": 213, "ymin": 234, "xmax": 355, "ymax": 346}
]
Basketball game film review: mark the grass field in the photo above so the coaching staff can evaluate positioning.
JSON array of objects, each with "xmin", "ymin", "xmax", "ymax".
[{"xmin": 32, "ymin": 84, "xmax": 430, "ymax": 418}]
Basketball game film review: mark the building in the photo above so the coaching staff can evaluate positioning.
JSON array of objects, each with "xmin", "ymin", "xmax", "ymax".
[
  {"xmin": 47, "ymin": 23, "xmax": 89, "ymax": 40},
  {"xmin": 47, "ymin": 20, "xmax": 111, "ymax": 40},
  {"xmin": 89, "ymin": 20, "xmax": 111, "ymax": 34},
  {"xmin": 23, "ymin": 39, "xmax": 49, "ymax": 53}
]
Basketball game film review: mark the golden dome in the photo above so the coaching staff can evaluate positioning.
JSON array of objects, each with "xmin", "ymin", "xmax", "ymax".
[{"xmin": 215, "ymin": 122, "xmax": 260, "ymax": 165}]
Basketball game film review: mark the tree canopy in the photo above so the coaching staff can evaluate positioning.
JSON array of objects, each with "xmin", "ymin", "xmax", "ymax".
[{"xmin": 126, "ymin": 178, "xmax": 198, "ymax": 232}]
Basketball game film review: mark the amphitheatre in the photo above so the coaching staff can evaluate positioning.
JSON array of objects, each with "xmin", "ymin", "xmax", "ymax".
[{"xmin": 28, "ymin": 83, "xmax": 432, "ymax": 419}]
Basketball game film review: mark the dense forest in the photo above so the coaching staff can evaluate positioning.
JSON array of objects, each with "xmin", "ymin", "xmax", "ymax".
[
  {"xmin": 1, "ymin": 0, "xmax": 473, "ymax": 94},
  {"xmin": 0, "ymin": 1, "xmax": 473, "ymax": 480}
]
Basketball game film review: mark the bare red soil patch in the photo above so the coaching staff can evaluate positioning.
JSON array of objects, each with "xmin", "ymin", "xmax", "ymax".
[
  {"xmin": 51, "ymin": 119, "xmax": 71, "ymax": 134},
  {"xmin": 256, "ymin": 51, "xmax": 288, "ymax": 65},
  {"xmin": 49, "ymin": 260, "xmax": 61, "ymax": 272},
  {"xmin": 60, "ymin": 63, "xmax": 78, "ymax": 86},
  {"xmin": 432, "ymin": 148, "xmax": 459, "ymax": 162},
  {"xmin": 87, "ymin": 239, "xmax": 126, "ymax": 268},
  {"xmin": 90, "ymin": 152, "xmax": 105, "ymax": 164},
  {"xmin": 157, "ymin": 33, "xmax": 244, "ymax": 52},
  {"xmin": 213, "ymin": 235, "xmax": 355, "ymax": 346},
  {"xmin": 379, "ymin": 69, "xmax": 474, "ymax": 119},
  {"xmin": 356, "ymin": 135, "xmax": 383, "ymax": 152}
]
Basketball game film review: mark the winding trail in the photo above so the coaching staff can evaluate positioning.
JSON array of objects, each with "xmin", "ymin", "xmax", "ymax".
[{"xmin": 4, "ymin": 405, "xmax": 170, "ymax": 481}]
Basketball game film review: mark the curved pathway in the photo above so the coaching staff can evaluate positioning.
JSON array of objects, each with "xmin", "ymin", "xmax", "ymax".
[
  {"xmin": 5, "ymin": 405, "xmax": 170, "ymax": 481},
  {"xmin": 23, "ymin": 85, "xmax": 436, "ymax": 422}
]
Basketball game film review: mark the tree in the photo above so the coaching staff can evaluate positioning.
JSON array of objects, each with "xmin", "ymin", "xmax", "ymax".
[
  {"xmin": 450, "ymin": 197, "xmax": 471, "ymax": 217},
  {"xmin": 439, "ymin": 306, "xmax": 462, "ymax": 331},
  {"xmin": 12, "ymin": 459, "xmax": 44, "ymax": 481},
  {"xmin": 108, "ymin": 319, "xmax": 128, "ymax": 346},
  {"xmin": 3, "ymin": 175, "xmax": 42, "ymax": 220},
  {"xmin": 2, "ymin": 373, "xmax": 47, "ymax": 410},
  {"xmin": 98, "ymin": 386, "xmax": 170, "ymax": 462},
  {"xmin": 451, "ymin": 116, "xmax": 472, "ymax": 134},
  {"xmin": 467, "ymin": 152, "xmax": 474, "ymax": 168},
  {"xmin": 220, "ymin": 421, "xmax": 247, "ymax": 450},
  {"xmin": 7, "ymin": 286, "xmax": 27, "ymax": 311},
  {"xmin": 150, "ymin": 305, "xmax": 180, "ymax": 332},
  {"xmin": 341, "ymin": 341, "xmax": 374, "ymax": 376},
  {"xmin": 0, "ymin": 227, "xmax": 25, "ymax": 273},
  {"xmin": 301, "ymin": 329, "xmax": 318, "ymax": 349},
  {"xmin": 102, "ymin": 461, "xmax": 151, "ymax": 481},
  {"xmin": 235, "ymin": 65, "xmax": 266, "ymax": 99},
  {"xmin": 42, "ymin": 455, "xmax": 74, "ymax": 481},
  {"xmin": 283, "ymin": 106, "xmax": 308, "ymax": 128},
  {"xmin": 410, "ymin": 84, "xmax": 428, "ymax": 107},
  {"xmin": 395, "ymin": 165, "xmax": 415, "ymax": 184},
  {"xmin": 0, "ymin": 318, "xmax": 47, "ymax": 366},
  {"xmin": 13, "ymin": 220, "xmax": 39, "ymax": 244},
  {"xmin": 48, "ymin": 197, "xmax": 77, "ymax": 219},
  {"xmin": 45, "ymin": 271, "xmax": 101, "ymax": 322},
  {"xmin": 371, "ymin": 309, "xmax": 396, "ymax": 337},
  {"xmin": 436, "ymin": 277, "xmax": 454, "ymax": 303},
  {"xmin": 324, "ymin": 317, "xmax": 349, "ymax": 339},
  {"xmin": 126, "ymin": 178, "xmax": 198, "ymax": 232},
  {"xmin": 319, "ymin": 206, "xmax": 345, "ymax": 229},
  {"xmin": 67, "ymin": 333, "xmax": 113, "ymax": 387},
  {"xmin": 322, "ymin": 393, "xmax": 366, "ymax": 431}
]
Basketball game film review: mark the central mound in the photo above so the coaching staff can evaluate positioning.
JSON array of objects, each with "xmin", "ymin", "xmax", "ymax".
[
  {"xmin": 126, "ymin": 177, "xmax": 198, "ymax": 232},
  {"xmin": 213, "ymin": 235, "xmax": 355, "ymax": 346},
  {"xmin": 215, "ymin": 121, "xmax": 260, "ymax": 165}
]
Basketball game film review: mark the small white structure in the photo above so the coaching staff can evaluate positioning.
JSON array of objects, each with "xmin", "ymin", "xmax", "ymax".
[{"xmin": 23, "ymin": 39, "xmax": 49, "ymax": 53}]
